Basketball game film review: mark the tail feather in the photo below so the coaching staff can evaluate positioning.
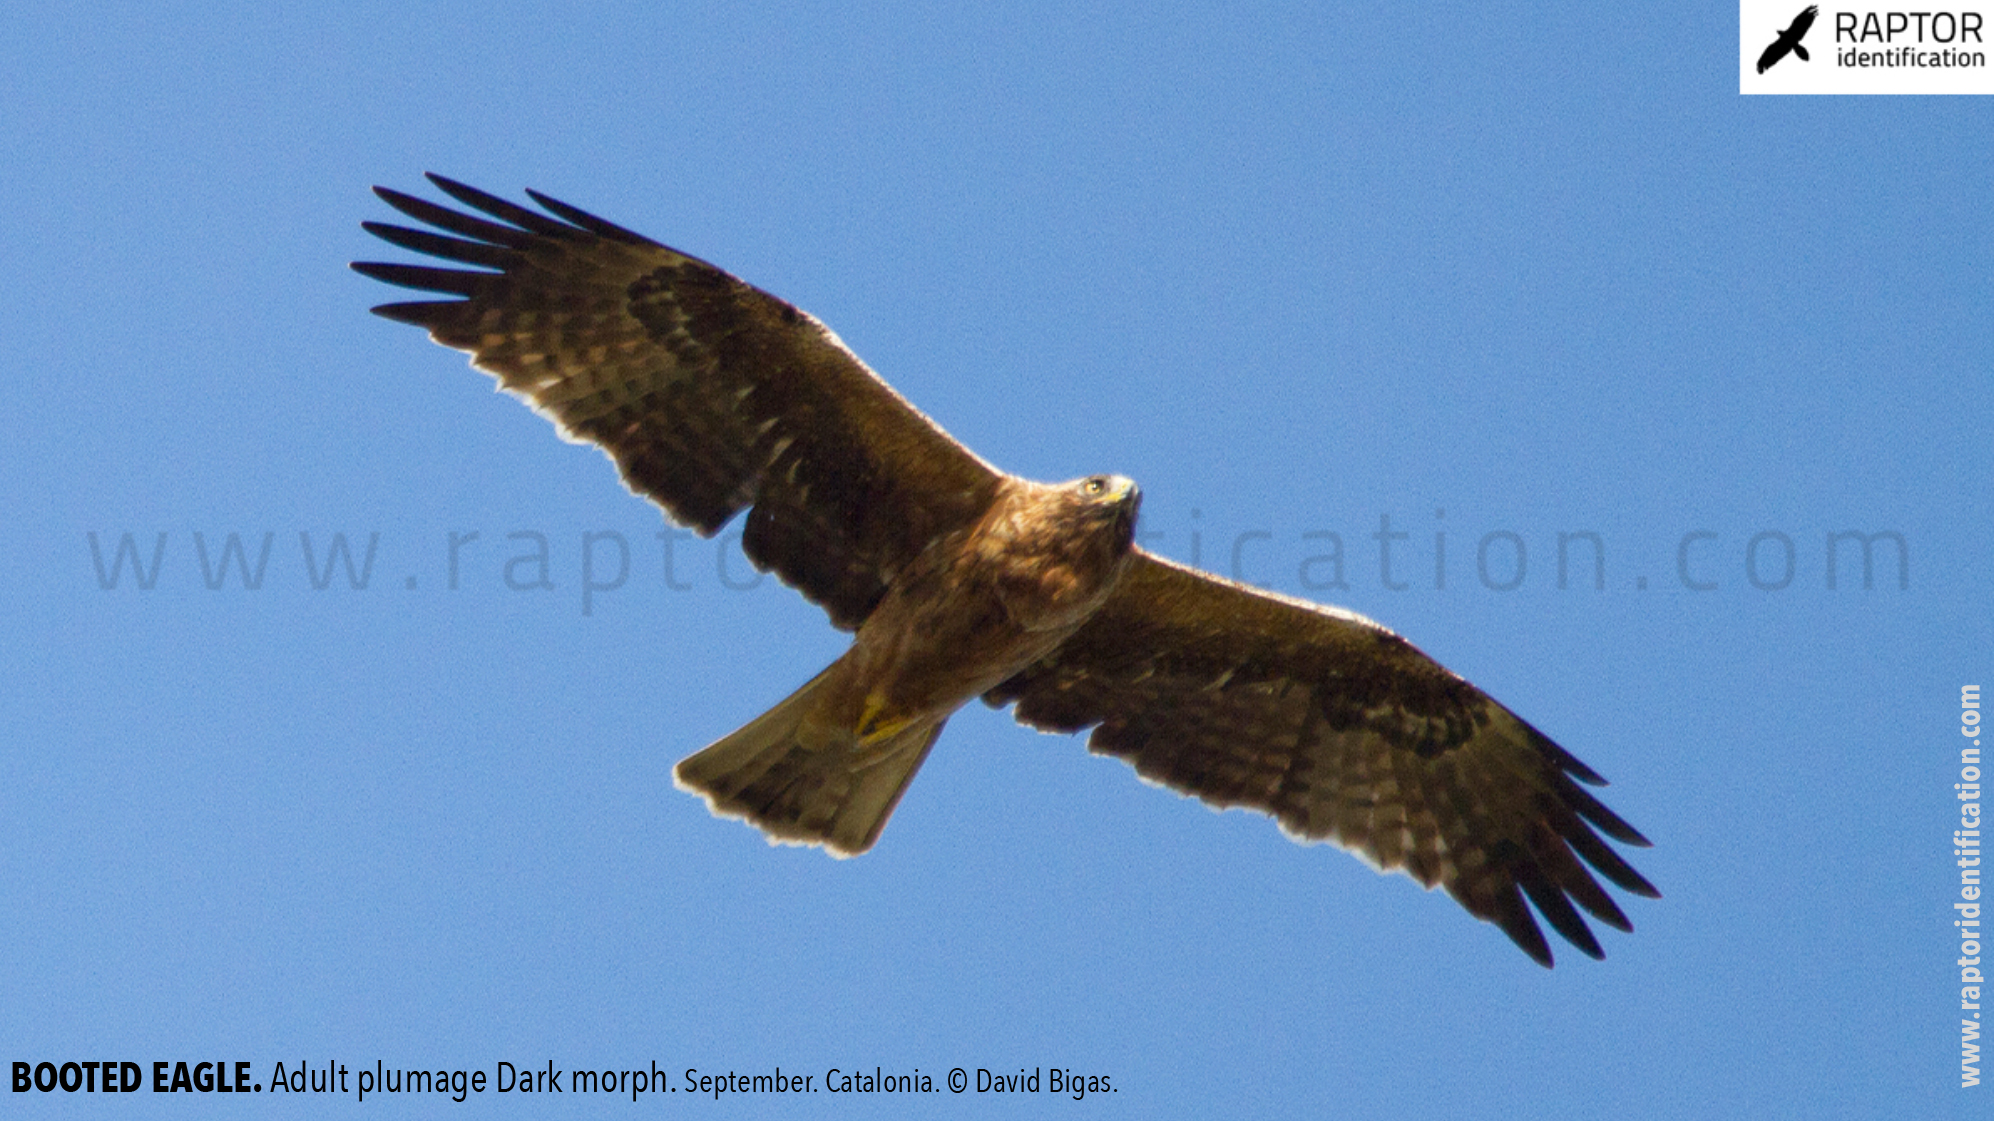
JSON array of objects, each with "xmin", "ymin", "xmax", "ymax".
[{"xmin": 673, "ymin": 666, "xmax": 947, "ymax": 856}]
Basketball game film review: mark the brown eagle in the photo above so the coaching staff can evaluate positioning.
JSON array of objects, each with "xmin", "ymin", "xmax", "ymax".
[{"xmin": 354, "ymin": 175, "xmax": 1658, "ymax": 966}]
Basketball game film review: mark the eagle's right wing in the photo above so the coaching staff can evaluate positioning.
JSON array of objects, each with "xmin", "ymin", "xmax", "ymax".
[{"xmin": 355, "ymin": 175, "xmax": 1005, "ymax": 631}]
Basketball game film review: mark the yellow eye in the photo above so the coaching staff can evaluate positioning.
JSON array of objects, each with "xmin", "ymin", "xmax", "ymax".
[{"xmin": 1085, "ymin": 477, "xmax": 1105, "ymax": 496}]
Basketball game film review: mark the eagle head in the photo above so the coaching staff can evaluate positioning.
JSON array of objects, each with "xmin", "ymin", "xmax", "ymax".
[{"xmin": 1069, "ymin": 474, "xmax": 1141, "ymax": 557}]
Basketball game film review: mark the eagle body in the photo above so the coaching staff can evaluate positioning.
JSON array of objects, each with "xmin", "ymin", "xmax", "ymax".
[
  {"xmin": 356, "ymin": 176, "xmax": 1659, "ymax": 966},
  {"xmin": 679, "ymin": 474, "xmax": 1138, "ymax": 853}
]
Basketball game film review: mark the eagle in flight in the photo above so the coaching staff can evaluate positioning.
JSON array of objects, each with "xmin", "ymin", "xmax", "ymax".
[
  {"xmin": 1757, "ymin": 5, "xmax": 1819, "ymax": 73},
  {"xmin": 355, "ymin": 176, "xmax": 1658, "ymax": 966}
]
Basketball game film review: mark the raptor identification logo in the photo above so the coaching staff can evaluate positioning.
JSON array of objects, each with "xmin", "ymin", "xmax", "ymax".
[{"xmin": 1741, "ymin": 0, "xmax": 1994, "ymax": 92}]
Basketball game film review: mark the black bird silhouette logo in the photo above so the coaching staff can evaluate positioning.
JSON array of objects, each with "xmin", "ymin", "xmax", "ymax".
[{"xmin": 1758, "ymin": 6, "xmax": 1819, "ymax": 73}]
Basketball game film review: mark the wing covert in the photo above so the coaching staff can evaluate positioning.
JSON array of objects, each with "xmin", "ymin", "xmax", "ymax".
[
  {"xmin": 986, "ymin": 549, "xmax": 1658, "ymax": 966},
  {"xmin": 355, "ymin": 175, "xmax": 1004, "ymax": 629}
]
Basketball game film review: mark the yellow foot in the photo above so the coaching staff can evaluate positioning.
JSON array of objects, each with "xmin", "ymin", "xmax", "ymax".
[{"xmin": 856, "ymin": 694, "xmax": 916, "ymax": 747}]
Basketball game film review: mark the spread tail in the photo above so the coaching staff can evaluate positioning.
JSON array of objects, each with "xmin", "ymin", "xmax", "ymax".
[{"xmin": 672, "ymin": 664, "xmax": 947, "ymax": 856}]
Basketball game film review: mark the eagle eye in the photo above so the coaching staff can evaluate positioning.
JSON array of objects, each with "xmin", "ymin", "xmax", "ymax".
[{"xmin": 1083, "ymin": 476, "xmax": 1108, "ymax": 497}]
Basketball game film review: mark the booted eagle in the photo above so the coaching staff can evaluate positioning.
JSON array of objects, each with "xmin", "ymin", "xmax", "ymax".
[{"xmin": 355, "ymin": 176, "xmax": 1658, "ymax": 966}]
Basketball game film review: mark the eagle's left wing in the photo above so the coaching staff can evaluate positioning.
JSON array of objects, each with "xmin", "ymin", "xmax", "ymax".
[{"xmin": 986, "ymin": 550, "xmax": 1658, "ymax": 966}]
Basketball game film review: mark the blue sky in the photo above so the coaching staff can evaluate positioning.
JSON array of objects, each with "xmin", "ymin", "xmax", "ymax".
[{"xmin": 3, "ymin": 2, "xmax": 1988, "ymax": 1117}]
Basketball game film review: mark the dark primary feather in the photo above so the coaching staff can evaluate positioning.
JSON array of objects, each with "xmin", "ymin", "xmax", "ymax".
[
  {"xmin": 354, "ymin": 174, "xmax": 1003, "ymax": 630},
  {"xmin": 988, "ymin": 551, "xmax": 1659, "ymax": 966}
]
